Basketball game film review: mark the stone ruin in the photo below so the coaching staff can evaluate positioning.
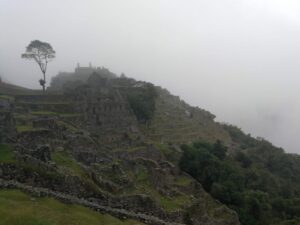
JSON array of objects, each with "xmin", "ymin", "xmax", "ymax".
[
  {"xmin": 69, "ymin": 73, "xmax": 140, "ymax": 146},
  {"xmin": 49, "ymin": 64, "xmax": 117, "ymax": 90},
  {"xmin": 0, "ymin": 97, "xmax": 15, "ymax": 142}
]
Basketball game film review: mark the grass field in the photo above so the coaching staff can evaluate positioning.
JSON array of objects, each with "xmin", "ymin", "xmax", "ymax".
[{"xmin": 0, "ymin": 189, "xmax": 144, "ymax": 225}]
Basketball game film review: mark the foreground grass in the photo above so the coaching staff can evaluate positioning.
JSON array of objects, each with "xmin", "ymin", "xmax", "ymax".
[{"xmin": 0, "ymin": 189, "xmax": 144, "ymax": 225}]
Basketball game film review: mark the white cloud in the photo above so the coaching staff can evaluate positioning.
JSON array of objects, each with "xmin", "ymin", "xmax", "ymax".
[{"xmin": 246, "ymin": 0, "xmax": 300, "ymax": 25}]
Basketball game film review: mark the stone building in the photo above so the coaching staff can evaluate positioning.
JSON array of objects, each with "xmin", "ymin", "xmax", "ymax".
[{"xmin": 50, "ymin": 63, "xmax": 117, "ymax": 90}]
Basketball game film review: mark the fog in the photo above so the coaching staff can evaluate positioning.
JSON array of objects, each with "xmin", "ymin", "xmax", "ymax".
[{"xmin": 1, "ymin": 0, "xmax": 300, "ymax": 153}]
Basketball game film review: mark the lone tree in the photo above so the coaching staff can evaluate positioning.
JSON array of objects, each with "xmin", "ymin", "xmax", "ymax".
[{"xmin": 22, "ymin": 40, "xmax": 55, "ymax": 92}]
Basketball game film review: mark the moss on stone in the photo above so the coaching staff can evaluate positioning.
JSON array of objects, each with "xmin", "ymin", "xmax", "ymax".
[
  {"xmin": 56, "ymin": 121, "xmax": 78, "ymax": 132},
  {"xmin": 16, "ymin": 125, "xmax": 46, "ymax": 133},
  {"xmin": 0, "ymin": 144, "xmax": 15, "ymax": 163},
  {"xmin": 174, "ymin": 176, "xmax": 192, "ymax": 186},
  {"xmin": 31, "ymin": 111, "xmax": 58, "ymax": 116},
  {"xmin": 159, "ymin": 194, "xmax": 191, "ymax": 211}
]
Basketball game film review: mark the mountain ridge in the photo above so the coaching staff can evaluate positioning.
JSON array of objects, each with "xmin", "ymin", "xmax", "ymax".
[{"xmin": 0, "ymin": 68, "xmax": 299, "ymax": 225}]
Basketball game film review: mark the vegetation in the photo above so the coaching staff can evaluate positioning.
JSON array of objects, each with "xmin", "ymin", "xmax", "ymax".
[
  {"xmin": 0, "ymin": 144, "xmax": 15, "ymax": 163},
  {"xmin": 0, "ymin": 95, "xmax": 14, "ymax": 101},
  {"xmin": 16, "ymin": 125, "xmax": 47, "ymax": 133},
  {"xmin": 159, "ymin": 195, "xmax": 191, "ymax": 211},
  {"xmin": 52, "ymin": 151, "xmax": 86, "ymax": 178},
  {"xmin": 30, "ymin": 111, "xmax": 80, "ymax": 118},
  {"xmin": 222, "ymin": 124, "xmax": 259, "ymax": 149},
  {"xmin": 127, "ymin": 83, "xmax": 157, "ymax": 123},
  {"xmin": 21, "ymin": 40, "xmax": 56, "ymax": 92},
  {"xmin": 0, "ymin": 189, "xmax": 144, "ymax": 225},
  {"xmin": 31, "ymin": 111, "xmax": 58, "ymax": 116},
  {"xmin": 179, "ymin": 140, "xmax": 300, "ymax": 225},
  {"xmin": 174, "ymin": 176, "xmax": 192, "ymax": 186}
]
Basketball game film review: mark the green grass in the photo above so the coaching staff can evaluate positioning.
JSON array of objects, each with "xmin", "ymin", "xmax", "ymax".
[
  {"xmin": 0, "ymin": 189, "xmax": 144, "ymax": 225},
  {"xmin": 16, "ymin": 125, "xmax": 46, "ymax": 133},
  {"xmin": 30, "ymin": 112, "xmax": 80, "ymax": 117},
  {"xmin": 59, "ymin": 113, "xmax": 81, "ymax": 118},
  {"xmin": 51, "ymin": 151, "xmax": 86, "ymax": 178},
  {"xmin": 0, "ymin": 95, "xmax": 14, "ymax": 101},
  {"xmin": 19, "ymin": 102, "xmax": 71, "ymax": 105},
  {"xmin": 16, "ymin": 125, "xmax": 32, "ymax": 132},
  {"xmin": 131, "ymin": 168, "xmax": 192, "ymax": 212},
  {"xmin": 0, "ymin": 144, "xmax": 15, "ymax": 163},
  {"xmin": 56, "ymin": 121, "xmax": 78, "ymax": 132},
  {"xmin": 154, "ymin": 143, "xmax": 173, "ymax": 156},
  {"xmin": 14, "ymin": 113, "xmax": 34, "ymax": 120},
  {"xmin": 52, "ymin": 151, "xmax": 106, "ymax": 194},
  {"xmin": 31, "ymin": 111, "xmax": 58, "ymax": 116},
  {"xmin": 158, "ymin": 195, "xmax": 191, "ymax": 211},
  {"xmin": 136, "ymin": 169, "xmax": 148, "ymax": 182},
  {"xmin": 174, "ymin": 176, "xmax": 192, "ymax": 186},
  {"xmin": 133, "ymin": 182, "xmax": 191, "ymax": 212}
]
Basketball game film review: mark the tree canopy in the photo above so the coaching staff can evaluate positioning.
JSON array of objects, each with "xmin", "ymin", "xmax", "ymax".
[
  {"xmin": 179, "ymin": 140, "xmax": 300, "ymax": 225},
  {"xmin": 21, "ymin": 40, "xmax": 55, "ymax": 91}
]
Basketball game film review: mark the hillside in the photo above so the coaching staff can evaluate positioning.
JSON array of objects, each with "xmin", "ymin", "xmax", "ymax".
[
  {"xmin": 0, "ymin": 70, "xmax": 299, "ymax": 225},
  {"xmin": 0, "ymin": 81, "xmax": 34, "ymax": 95}
]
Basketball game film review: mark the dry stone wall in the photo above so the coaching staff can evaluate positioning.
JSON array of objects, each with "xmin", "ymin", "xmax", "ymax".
[{"xmin": 0, "ymin": 97, "xmax": 15, "ymax": 142}]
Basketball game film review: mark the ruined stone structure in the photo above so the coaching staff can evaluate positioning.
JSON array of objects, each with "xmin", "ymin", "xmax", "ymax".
[
  {"xmin": 73, "ymin": 73, "xmax": 140, "ymax": 146},
  {"xmin": 50, "ymin": 64, "xmax": 117, "ymax": 90},
  {"xmin": 0, "ymin": 97, "xmax": 15, "ymax": 142},
  {"xmin": 0, "ymin": 73, "xmax": 241, "ymax": 225}
]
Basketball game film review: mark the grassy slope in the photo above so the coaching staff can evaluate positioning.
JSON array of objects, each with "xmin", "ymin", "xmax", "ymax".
[
  {"xmin": 0, "ymin": 82, "xmax": 35, "ymax": 96},
  {"xmin": 145, "ymin": 88, "xmax": 231, "ymax": 145},
  {"xmin": 0, "ymin": 189, "xmax": 144, "ymax": 225}
]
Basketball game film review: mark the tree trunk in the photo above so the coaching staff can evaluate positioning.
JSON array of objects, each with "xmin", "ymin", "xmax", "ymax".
[{"xmin": 42, "ymin": 72, "xmax": 46, "ymax": 93}]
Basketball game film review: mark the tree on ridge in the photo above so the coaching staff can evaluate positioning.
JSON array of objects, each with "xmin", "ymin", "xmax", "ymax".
[{"xmin": 22, "ymin": 40, "xmax": 56, "ymax": 92}]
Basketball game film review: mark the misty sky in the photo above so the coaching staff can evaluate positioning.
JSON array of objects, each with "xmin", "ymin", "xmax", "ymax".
[{"xmin": 1, "ymin": 0, "xmax": 300, "ymax": 153}]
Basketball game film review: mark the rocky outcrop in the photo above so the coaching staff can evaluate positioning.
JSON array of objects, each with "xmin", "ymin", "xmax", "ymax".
[{"xmin": 30, "ymin": 145, "xmax": 52, "ymax": 162}]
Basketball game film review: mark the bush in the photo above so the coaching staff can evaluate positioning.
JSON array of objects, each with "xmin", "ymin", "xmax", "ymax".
[{"xmin": 179, "ymin": 140, "xmax": 300, "ymax": 225}]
